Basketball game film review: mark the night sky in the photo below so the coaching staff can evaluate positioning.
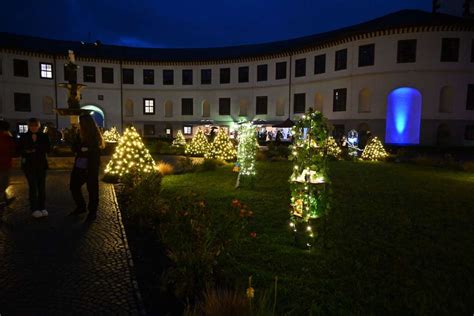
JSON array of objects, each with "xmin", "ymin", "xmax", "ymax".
[{"xmin": 0, "ymin": 0, "xmax": 431, "ymax": 48}]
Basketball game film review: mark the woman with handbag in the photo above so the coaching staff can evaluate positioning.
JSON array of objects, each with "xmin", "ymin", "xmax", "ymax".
[{"xmin": 69, "ymin": 114, "xmax": 105, "ymax": 221}]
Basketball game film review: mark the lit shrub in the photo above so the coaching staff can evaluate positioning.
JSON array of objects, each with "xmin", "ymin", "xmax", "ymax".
[{"xmin": 156, "ymin": 161, "xmax": 174, "ymax": 176}]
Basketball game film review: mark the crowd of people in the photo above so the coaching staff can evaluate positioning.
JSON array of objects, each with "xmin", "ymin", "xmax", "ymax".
[{"xmin": 0, "ymin": 114, "xmax": 105, "ymax": 222}]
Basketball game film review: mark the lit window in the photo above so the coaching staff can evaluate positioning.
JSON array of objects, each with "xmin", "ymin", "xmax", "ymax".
[
  {"xmin": 183, "ymin": 126, "xmax": 192, "ymax": 135},
  {"xmin": 40, "ymin": 63, "xmax": 53, "ymax": 79},
  {"xmin": 18, "ymin": 124, "xmax": 28, "ymax": 134},
  {"xmin": 165, "ymin": 128, "xmax": 172, "ymax": 135},
  {"xmin": 143, "ymin": 98, "xmax": 155, "ymax": 115}
]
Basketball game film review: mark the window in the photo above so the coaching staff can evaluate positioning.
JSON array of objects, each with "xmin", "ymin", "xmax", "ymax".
[
  {"xmin": 257, "ymin": 64, "xmax": 268, "ymax": 82},
  {"xmin": 439, "ymin": 86, "xmax": 454, "ymax": 113},
  {"xmin": 143, "ymin": 69, "xmax": 155, "ymax": 85},
  {"xmin": 467, "ymin": 84, "xmax": 474, "ymax": 110},
  {"xmin": 358, "ymin": 44, "xmax": 375, "ymax": 67},
  {"xmin": 333, "ymin": 88, "xmax": 347, "ymax": 112},
  {"xmin": 219, "ymin": 98, "xmax": 231, "ymax": 115},
  {"xmin": 293, "ymin": 93, "xmax": 306, "ymax": 114},
  {"xmin": 314, "ymin": 54, "xmax": 326, "ymax": 74},
  {"xmin": 122, "ymin": 68, "xmax": 134, "ymax": 84},
  {"xmin": 125, "ymin": 99, "xmax": 134, "ymax": 117},
  {"xmin": 163, "ymin": 69, "xmax": 174, "ymax": 85},
  {"xmin": 64, "ymin": 64, "xmax": 77, "ymax": 82},
  {"xmin": 335, "ymin": 49, "xmax": 347, "ymax": 71},
  {"xmin": 83, "ymin": 66, "xmax": 96, "ymax": 83},
  {"xmin": 295, "ymin": 58, "xmax": 306, "ymax": 77},
  {"xmin": 102, "ymin": 67, "xmax": 114, "ymax": 84},
  {"xmin": 201, "ymin": 69, "xmax": 212, "ymax": 84},
  {"xmin": 471, "ymin": 39, "xmax": 474, "ymax": 63},
  {"xmin": 164, "ymin": 100, "xmax": 173, "ymax": 117},
  {"xmin": 183, "ymin": 126, "xmax": 192, "ymax": 135},
  {"xmin": 143, "ymin": 98, "xmax": 155, "ymax": 115},
  {"xmin": 13, "ymin": 59, "xmax": 28, "ymax": 77},
  {"xmin": 182, "ymin": 98, "xmax": 193, "ymax": 115},
  {"xmin": 275, "ymin": 61, "xmax": 287, "ymax": 80},
  {"xmin": 441, "ymin": 38, "xmax": 460, "ymax": 62},
  {"xmin": 182, "ymin": 69, "xmax": 193, "ymax": 85},
  {"xmin": 143, "ymin": 124, "xmax": 155, "ymax": 136},
  {"xmin": 220, "ymin": 68, "xmax": 231, "ymax": 84},
  {"xmin": 18, "ymin": 123, "xmax": 28, "ymax": 134},
  {"xmin": 14, "ymin": 93, "xmax": 31, "ymax": 112},
  {"xmin": 239, "ymin": 99, "xmax": 249, "ymax": 116},
  {"xmin": 465, "ymin": 125, "xmax": 474, "ymax": 140},
  {"xmin": 165, "ymin": 128, "xmax": 172, "ymax": 136},
  {"xmin": 256, "ymin": 96, "xmax": 268, "ymax": 115},
  {"xmin": 202, "ymin": 100, "xmax": 211, "ymax": 117},
  {"xmin": 40, "ymin": 63, "xmax": 53, "ymax": 79},
  {"xmin": 98, "ymin": 95, "xmax": 104, "ymax": 101},
  {"xmin": 238, "ymin": 66, "xmax": 249, "ymax": 83},
  {"xmin": 397, "ymin": 39, "xmax": 417, "ymax": 63}
]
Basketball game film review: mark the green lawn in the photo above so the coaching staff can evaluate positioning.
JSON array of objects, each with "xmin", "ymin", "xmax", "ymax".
[{"xmin": 160, "ymin": 161, "xmax": 474, "ymax": 314}]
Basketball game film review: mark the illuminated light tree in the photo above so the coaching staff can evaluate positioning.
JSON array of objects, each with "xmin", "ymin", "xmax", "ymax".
[
  {"xmin": 172, "ymin": 130, "xmax": 186, "ymax": 147},
  {"xmin": 104, "ymin": 126, "xmax": 156, "ymax": 181},
  {"xmin": 103, "ymin": 126, "xmax": 121, "ymax": 143},
  {"xmin": 185, "ymin": 128, "xmax": 210, "ymax": 156},
  {"xmin": 235, "ymin": 122, "xmax": 258, "ymax": 188},
  {"xmin": 326, "ymin": 136, "xmax": 342, "ymax": 159},
  {"xmin": 361, "ymin": 136, "xmax": 388, "ymax": 161},
  {"xmin": 206, "ymin": 128, "xmax": 236, "ymax": 160}
]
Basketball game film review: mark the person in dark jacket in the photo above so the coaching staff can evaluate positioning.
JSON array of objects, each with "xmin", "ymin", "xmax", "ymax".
[
  {"xmin": 0, "ymin": 120, "xmax": 16, "ymax": 215},
  {"xmin": 69, "ymin": 114, "xmax": 105, "ymax": 221},
  {"xmin": 18, "ymin": 118, "xmax": 51, "ymax": 218}
]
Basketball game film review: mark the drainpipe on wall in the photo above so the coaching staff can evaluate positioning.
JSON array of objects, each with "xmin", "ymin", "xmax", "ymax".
[
  {"xmin": 53, "ymin": 55, "xmax": 59, "ymax": 128},
  {"xmin": 119, "ymin": 59, "xmax": 124, "ymax": 132},
  {"xmin": 288, "ymin": 54, "xmax": 293, "ymax": 120}
]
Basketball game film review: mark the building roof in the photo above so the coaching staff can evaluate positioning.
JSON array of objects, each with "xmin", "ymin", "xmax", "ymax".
[{"xmin": 1, "ymin": 10, "xmax": 473, "ymax": 62}]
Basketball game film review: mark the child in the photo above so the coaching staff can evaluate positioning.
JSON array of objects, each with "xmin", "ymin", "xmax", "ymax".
[
  {"xmin": 0, "ymin": 120, "xmax": 16, "ymax": 215},
  {"xmin": 19, "ymin": 118, "xmax": 51, "ymax": 218}
]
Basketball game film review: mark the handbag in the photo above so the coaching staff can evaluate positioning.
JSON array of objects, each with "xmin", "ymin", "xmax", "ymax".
[{"xmin": 75, "ymin": 157, "xmax": 88, "ymax": 169}]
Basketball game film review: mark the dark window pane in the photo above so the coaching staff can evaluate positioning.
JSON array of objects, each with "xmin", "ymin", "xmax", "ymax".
[
  {"xmin": 465, "ymin": 125, "xmax": 474, "ymax": 140},
  {"xmin": 256, "ymin": 96, "xmax": 268, "ymax": 115},
  {"xmin": 257, "ymin": 64, "xmax": 268, "ymax": 82},
  {"xmin": 14, "ymin": 93, "xmax": 31, "ymax": 112},
  {"xmin": 358, "ymin": 44, "xmax": 375, "ymax": 67},
  {"xmin": 293, "ymin": 93, "xmax": 306, "ymax": 113},
  {"xmin": 13, "ymin": 59, "xmax": 28, "ymax": 77},
  {"xmin": 219, "ymin": 98, "xmax": 231, "ymax": 115},
  {"xmin": 397, "ymin": 39, "xmax": 417, "ymax": 63},
  {"xmin": 275, "ymin": 61, "xmax": 287, "ymax": 80},
  {"xmin": 182, "ymin": 69, "xmax": 193, "ymax": 85},
  {"xmin": 335, "ymin": 49, "xmax": 348, "ymax": 71},
  {"xmin": 201, "ymin": 69, "xmax": 212, "ymax": 84},
  {"xmin": 83, "ymin": 66, "xmax": 96, "ymax": 83},
  {"xmin": 471, "ymin": 39, "xmax": 474, "ymax": 63},
  {"xmin": 182, "ymin": 98, "xmax": 193, "ymax": 115},
  {"xmin": 144, "ymin": 124, "xmax": 155, "ymax": 136},
  {"xmin": 295, "ymin": 58, "xmax": 306, "ymax": 77},
  {"xmin": 163, "ymin": 69, "xmax": 174, "ymax": 85},
  {"xmin": 238, "ymin": 66, "xmax": 249, "ymax": 83},
  {"xmin": 441, "ymin": 38, "xmax": 460, "ymax": 62},
  {"xmin": 102, "ymin": 67, "xmax": 114, "ymax": 84},
  {"xmin": 122, "ymin": 68, "xmax": 134, "ymax": 84},
  {"xmin": 467, "ymin": 84, "xmax": 474, "ymax": 110},
  {"xmin": 314, "ymin": 54, "xmax": 326, "ymax": 74},
  {"xmin": 333, "ymin": 88, "xmax": 347, "ymax": 112},
  {"xmin": 143, "ymin": 69, "xmax": 154, "ymax": 85}
]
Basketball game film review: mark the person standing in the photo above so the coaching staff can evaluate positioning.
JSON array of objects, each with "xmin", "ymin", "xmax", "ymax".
[
  {"xmin": 19, "ymin": 118, "xmax": 51, "ymax": 218},
  {"xmin": 0, "ymin": 121, "xmax": 16, "ymax": 215},
  {"xmin": 69, "ymin": 114, "xmax": 105, "ymax": 221}
]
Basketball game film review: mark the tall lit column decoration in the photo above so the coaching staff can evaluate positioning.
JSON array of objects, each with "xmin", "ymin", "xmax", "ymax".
[
  {"xmin": 289, "ymin": 109, "xmax": 330, "ymax": 248},
  {"xmin": 235, "ymin": 122, "xmax": 258, "ymax": 188}
]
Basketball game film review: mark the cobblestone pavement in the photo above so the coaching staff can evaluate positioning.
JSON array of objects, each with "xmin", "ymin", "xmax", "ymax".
[{"xmin": 0, "ymin": 170, "xmax": 144, "ymax": 315}]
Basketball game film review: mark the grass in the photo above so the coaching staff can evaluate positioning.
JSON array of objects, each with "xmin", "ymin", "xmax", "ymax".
[{"xmin": 159, "ymin": 161, "xmax": 474, "ymax": 314}]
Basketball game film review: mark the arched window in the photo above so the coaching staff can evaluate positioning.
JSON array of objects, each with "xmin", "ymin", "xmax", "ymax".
[
  {"xmin": 239, "ymin": 99, "xmax": 249, "ymax": 117},
  {"xmin": 358, "ymin": 88, "xmax": 372, "ymax": 113},
  {"xmin": 314, "ymin": 93, "xmax": 323, "ymax": 113},
  {"xmin": 439, "ymin": 85, "xmax": 454, "ymax": 113},
  {"xmin": 276, "ymin": 97, "xmax": 285, "ymax": 116},
  {"xmin": 385, "ymin": 87, "xmax": 422, "ymax": 144},
  {"xmin": 165, "ymin": 100, "xmax": 173, "ymax": 117},
  {"xmin": 43, "ymin": 96, "xmax": 54, "ymax": 114},
  {"xmin": 436, "ymin": 123, "xmax": 451, "ymax": 146},
  {"xmin": 202, "ymin": 100, "xmax": 210, "ymax": 117},
  {"xmin": 124, "ymin": 99, "xmax": 134, "ymax": 117}
]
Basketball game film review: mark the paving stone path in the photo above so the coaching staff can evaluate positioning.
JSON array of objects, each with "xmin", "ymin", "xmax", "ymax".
[{"xmin": 0, "ymin": 170, "xmax": 144, "ymax": 315}]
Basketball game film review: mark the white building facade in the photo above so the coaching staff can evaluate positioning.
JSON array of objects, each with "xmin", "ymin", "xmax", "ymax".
[{"xmin": 0, "ymin": 9, "xmax": 473, "ymax": 146}]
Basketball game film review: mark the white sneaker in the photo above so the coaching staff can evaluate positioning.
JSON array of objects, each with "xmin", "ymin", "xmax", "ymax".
[
  {"xmin": 32, "ymin": 210, "xmax": 43, "ymax": 218},
  {"xmin": 41, "ymin": 209, "xmax": 48, "ymax": 217}
]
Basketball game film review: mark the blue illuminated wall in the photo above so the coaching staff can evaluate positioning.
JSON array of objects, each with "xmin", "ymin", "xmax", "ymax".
[{"xmin": 385, "ymin": 87, "xmax": 422, "ymax": 145}]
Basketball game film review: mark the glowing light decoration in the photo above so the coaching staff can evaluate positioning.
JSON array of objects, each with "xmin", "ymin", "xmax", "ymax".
[
  {"xmin": 104, "ymin": 126, "xmax": 156, "ymax": 180},
  {"xmin": 385, "ymin": 87, "xmax": 422, "ymax": 145},
  {"xmin": 235, "ymin": 122, "xmax": 258, "ymax": 187},
  {"xmin": 326, "ymin": 136, "xmax": 342, "ymax": 159},
  {"xmin": 206, "ymin": 128, "xmax": 236, "ymax": 160},
  {"xmin": 362, "ymin": 136, "xmax": 388, "ymax": 161},
  {"xmin": 172, "ymin": 130, "xmax": 186, "ymax": 147},
  {"xmin": 185, "ymin": 128, "xmax": 210, "ymax": 156},
  {"xmin": 103, "ymin": 126, "xmax": 121, "ymax": 143}
]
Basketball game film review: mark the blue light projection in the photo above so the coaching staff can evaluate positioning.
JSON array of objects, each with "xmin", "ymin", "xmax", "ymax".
[{"xmin": 385, "ymin": 87, "xmax": 422, "ymax": 145}]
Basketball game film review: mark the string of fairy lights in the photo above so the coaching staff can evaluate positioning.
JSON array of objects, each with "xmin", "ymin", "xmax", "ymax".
[
  {"xmin": 205, "ymin": 129, "xmax": 236, "ymax": 160},
  {"xmin": 172, "ymin": 130, "xmax": 186, "ymax": 147}
]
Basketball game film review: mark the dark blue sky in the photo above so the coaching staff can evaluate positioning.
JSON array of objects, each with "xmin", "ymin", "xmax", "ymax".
[{"xmin": 0, "ymin": 0, "xmax": 431, "ymax": 48}]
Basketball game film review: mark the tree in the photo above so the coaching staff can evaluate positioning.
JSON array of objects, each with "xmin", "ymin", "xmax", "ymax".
[
  {"xmin": 235, "ymin": 123, "xmax": 258, "ymax": 187},
  {"xmin": 172, "ymin": 130, "xmax": 186, "ymax": 147},
  {"xmin": 326, "ymin": 136, "xmax": 341, "ymax": 159},
  {"xmin": 361, "ymin": 136, "xmax": 388, "ymax": 161},
  {"xmin": 185, "ymin": 128, "xmax": 210, "ymax": 156},
  {"xmin": 206, "ymin": 128, "xmax": 236, "ymax": 160},
  {"xmin": 103, "ymin": 126, "xmax": 121, "ymax": 143},
  {"xmin": 104, "ymin": 126, "xmax": 156, "ymax": 180}
]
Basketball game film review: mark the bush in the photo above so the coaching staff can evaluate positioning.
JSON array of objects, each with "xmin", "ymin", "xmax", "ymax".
[
  {"xmin": 184, "ymin": 288, "xmax": 249, "ymax": 316},
  {"xmin": 462, "ymin": 161, "xmax": 474, "ymax": 172},
  {"xmin": 157, "ymin": 161, "xmax": 174, "ymax": 176},
  {"xmin": 175, "ymin": 157, "xmax": 199, "ymax": 174}
]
